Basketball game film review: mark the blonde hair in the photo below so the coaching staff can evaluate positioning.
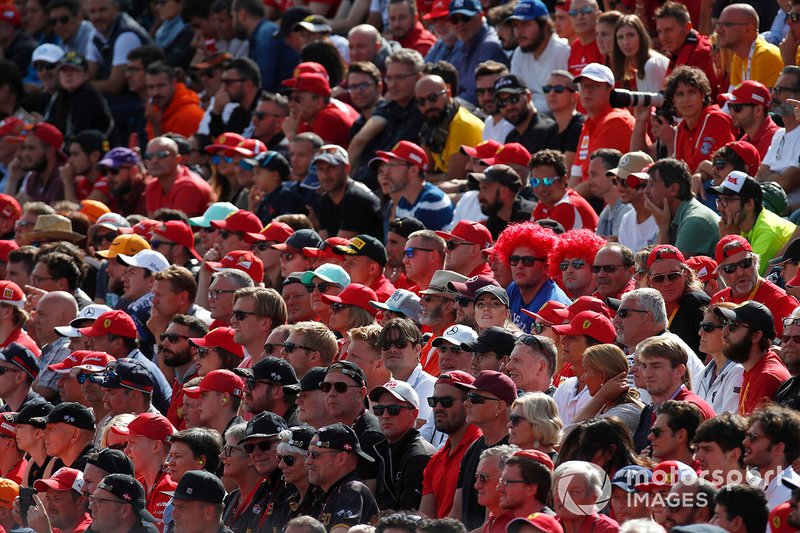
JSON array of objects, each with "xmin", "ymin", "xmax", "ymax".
[
  {"xmin": 511, "ymin": 392, "xmax": 563, "ymax": 447},
  {"xmin": 583, "ymin": 344, "xmax": 640, "ymax": 404},
  {"xmin": 100, "ymin": 413, "xmax": 136, "ymax": 448}
]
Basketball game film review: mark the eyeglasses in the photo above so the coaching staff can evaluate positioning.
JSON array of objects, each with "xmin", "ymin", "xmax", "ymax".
[
  {"xmin": 772, "ymin": 85, "xmax": 799, "ymax": 94},
  {"xmin": 649, "ymin": 271, "xmax": 683, "ymax": 284},
  {"xmin": 160, "ymin": 333, "xmax": 190, "ymax": 343},
  {"xmin": 320, "ymin": 381, "xmax": 361, "ymax": 393},
  {"xmin": 345, "ymin": 81, "xmax": 375, "ymax": 92},
  {"xmin": 498, "ymin": 477, "xmax": 529, "ymax": 486},
  {"xmin": 649, "ymin": 426, "xmax": 664, "ymax": 438},
  {"xmin": 475, "ymin": 472, "xmax": 496, "ymax": 484},
  {"xmin": 720, "ymin": 257, "xmax": 754, "ymax": 274},
  {"xmin": 222, "ymin": 78, "xmax": 247, "ymax": 86},
  {"xmin": 196, "ymin": 347, "xmax": 214, "ymax": 358},
  {"xmin": 530, "ymin": 177, "xmax": 559, "ymax": 187},
  {"xmin": 330, "ymin": 302, "xmax": 350, "ymax": 313},
  {"xmin": 143, "ymin": 149, "xmax": 171, "ymax": 161},
  {"xmin": 729, "ymin": 103, "xmax": 755, "ymax": 113},
  {"xmin": 31, "ymin": 275, "xmax": 54, "ymax": 285},
  {"xmin": 211, "ymin": 155, "xmax": 235, "ymax": 165},
  {"xmin": 306, "ymin": 283, "xmax": 332, "ymax": 293},
  {"xmin": 427, "ymin": 395, "xmax": 456, "ymax": 408},
  {"xmin": 531, "ymin": 322, "xmax": 547, "ymax": 334},
  {"xmin": 48, "ymin": 14, "xmax": 72, "ymax": 25},
  {"xmin": 712, "ymin": 158, "xmax": 729, "ymax": 170},
  {"xmin": 714, "ymin": 20, "xmax": 750, "ymax": 27},
  {"xmin": 222, "ymin": 444, "xmax": 244, "ymax": 457},
  {"xmin": 436, "ymin": 345, "xmax": 463, "ymax": 355},
  {"xmin": 699, "ymin": 321, "xmax": 723, "ymax": 333},
  {"xmin": 722, "ymin": 320, "xmax": 750, "ymax": 332},
  {"xmin": 560, "ymin": 259, "xmax": 586, "ymax": 271},
  {"xmin": 278, "ymin": 454, "xmax": 296, "ymax": 466},
  {"xmin": 495, "ymin": 94, "xmax": 521, "ymax": 108},
  {"xmin": 246, "ymin": 378, "xmax": 275, "ymax": 389},
  {"xmin": 232, "ymin": 310, "xmax": 260, "ymax": 321},
  {"xmin": 209, "ymin": 289, "xmax": 237, "ymax": 299},
  {"xmin": 404, "ymin": 247, "xmax": 436, "ymax": 258},
  {"xmin": 380, "ymin": 338, "xmax": 410, "ymax": 351},
  {"xmin": 592, "ymin": 264, "xmax": 625, "ymax": 273},
  {"xmin": 542, "ymin": 84, "xmax": 575, "ymax": 94},
  {"xmin": 34, "ymin": 62, "xmax": 57, "ymax": 71},
  {"xmin": 782, "ymin": 335, "xmax": 800, "ymax": 345},
  {"xmin": 76, "ymin": 372, "xmax": 91, "ymax": 384},
  {"xmin": 254, "ymin": 111, "xmax": 283, "ymax": 120},
  {"xmin": 373, "ymin": 404, "xmax": 414, "ymax": 416},
  {"xmin": 568, "ymin": 5, "xmax": 594, "ymax": 16},
  {"xmin": 89, "ymin": 495, "xmax": 127, "ymax": 506},
  {"xmin": 417, "ymin": 89, "xmax": 447, "ymax": 107},
  {"xmin": 243, "ymin": 440, "xmax": 274, "ymax": 454},
  {"xmin": 445, "ymin": 241, "xmax": 471, "ymax": 251},
  {"xmin": 616, "ymin": 308, "xmax": 648, "ymax": 319},
  {"xmin": 282, "ymin": 341, "xmax": 313, "ymax": 353},
  {"xmin": 784, "ymin": 317, "xmax": 800, "ymax": 328},
  {"xmin": 715, "ymin": 197, "xmax": 741, "ymax": 208},
  {"xmin": 509, "ymin": 255, "xmax": 545, "ymax": 267},
  {"xmin": 308, "ymin": 449, "xmax": 341, "ymax": 459},
  {"xmin": 254, "ymin": 241, "xmax": 275, "ymax": 251},
  {"xmin": 508, "ymin": 414, "xmax": 528, "ymax": 427},
  {"xmin": 466, "ymin": 391, "xmax": 503, "ymax": 404}
]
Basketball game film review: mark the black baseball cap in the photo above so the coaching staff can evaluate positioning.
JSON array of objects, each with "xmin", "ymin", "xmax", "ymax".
[
  {"xmin": 493, "ymin": 74, "xmax": 528, "ymax": 94},
  {"xmin": 97, "ymin": 474, "xmax": 155, "ymax": 522},
  {"xmin": 299, "ymin": 367, "xmax": 327, "ymax": 392},
  {"xmin": 714, "ymin": 301, "xmax": 775, "ymax": 339},
  {"xmin": 14, "ymin": 401, "xmax": 54, "ymax": 428},
  {"xmin": 239, "ymin": 411, "xmax": 288, "ymax": 443},
  {"xmin": 333, "ymin": 234, "xmax": 388, "ymax": 266},
  {"xmin": 461, "ymin": 326, "xmax": 517, "ymax": 356},
  {"xmin": 246, "ymin": 151, "xmax": 291, "ymax": 180},
  {"xmin": 162, "ymin": 470, "xmax": 225, "ymax": 503},
  {"xmin": 388, "ymin": 217, "xmax": 426, "ymax": 239},
  {"xmin": 0, "ymin": 342, "xmax": 39, "ymax": 380},
  {"xmin": 326, "ymin": 360, "xmax": 366, "ymax": 386},
  {"xmin": 271, "ymin": 229, "xmax": 323, "ymax": 253},
  {"xmin": 473, "ymin": 285, "xmax": 510, "ymax": 307},
  {"xmin": 87, "ymin": 448, "xmax": 134, "ymax": 476},
  {"xmin": 284, "ymin": 425, "xmax": 315, "ymax": 450},
  {"xmin": 46, "ymin": 402, "xmax": 95, "ymax": 431},
  {"xmin": 468, "ymin": 164, "xmax": 523, "ymax": 193},
  {"xmin": 313, "ymin": 422, "xmax": 374, "ymax": 462},
  {"xmin": 100, "ymin": 360, "xmax": 153, "ymax": 394},
  {"xmin": 273, "ymin": 6, "xmax": 312, "ymax": 37},
  {"xmin": 235, "ymin": 356, "xmax": 300, "ymax": 392},
  {"xmin": 771, "ymin": 238, "xmax": 800, "ymax": 265}
]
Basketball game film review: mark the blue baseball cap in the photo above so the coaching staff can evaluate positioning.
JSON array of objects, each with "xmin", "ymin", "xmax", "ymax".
[
  {"xmin": 507, "ymin": 0, "xmax": 548, "ymax": 20},
  {"xmin": 188, "ymin": 202, "xmax": 239, "ymax": 228},
  {"xmin": 449, "ymin": 0, "xmax": 481, "ymax": 17},
  {"xmin": 300, "ymin": 264, "xmax": 351, "ymax": 287},
  {"xmin": 611, "ymin": 465, "xmax": 652, "ymax": 493}
]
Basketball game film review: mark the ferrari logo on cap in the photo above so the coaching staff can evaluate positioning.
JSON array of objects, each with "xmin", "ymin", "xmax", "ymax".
[
  {"xmin": 2, "ymin": 288, "xmax": 12, "ymax": 299},
  {"xmin": 351, "ymin": 238, "xmax": 366, "ymax": 250},
  {"xmin": 104, "ymin": 319, "xmax": 111, "ymax": 329},
  {"xmin": 582, "ymin": 320, "xmax": 592, "ymax": 329}
]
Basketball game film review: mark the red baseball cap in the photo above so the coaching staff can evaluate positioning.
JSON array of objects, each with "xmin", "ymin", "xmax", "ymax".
[
  {"xmin": 507, "ymin": 513, "xmax": 563, "ymax": 533},
  {"xmin": 152, "ymin": 221, "xmax": 202, "ymax": 261},
  {"xmin": 205, "ymin": 132, "xmax": 245, "ymax": 155},
  {"xmin": 110, "ymin": 412, "xmax": 175, "ymax": 443},
  {"xmin": 71, "ymin": 351, "xmax": 115, "ymax": 373},
  {"xmin": 512, "ymin": 449, "xmax": 554, "ymax": 471},
  {"xmin": 0, "ymin": 412, "xmax": 16, "ymax": 438},
  {"xmin": 647, "ymin": 244, "xmax": 685, "ymax": 269},
  {"xmin": 436, "ymin": 370, "xmax": 476, "ymax": 386},
  {"xmin": 184, "ymin": 369, "xmax": 244, "ymax": 399},
  {"xmin": 0, "ymin": 117, "xmax": 24, "ymax": 138},
  {"xmin": 566, "ymin": 296, "xmax": 612, "ymax": 319},
  {"xmin": 721, "ymin": 80, "xmax": 771, "ymax": 107},
  {"xmin": 460, "ymin": 139, "xmax": 500, "ymax": 159},
  {"xmin": 321, "ymin": 283, "xmax": 379, "ymax": 316},
  {"xmin": 521, "ymin": 300, "xmax": 569, "ymax": 325},
  {"xmin": 206, "ymin": 250, "xmax": 264, "ymax": 283},
  {"xmin": 48, "ymin": 351, "xmax": 85, "ymax": 373},
  {"xmin": 232, "ymin": 139, "xmax": 267, "ymax": 158},
  {"xmin": 211, "ymin": 210, "xmax": 263, "ymax": 233},
  {"xmin": 436, "ymin": 220, "xmax": 493, "ymax": 249},
  {"xmin": 78, "ymin": 310, "xmax": 137, "ymax": 338},
  {"xmin": 555, "ymin": 0, "xmax": 571, "ymax": 10},
  {"xmin": 552, "ymin": 310, "xmax": 616, "ymax": 344},
  {"xmin": 0, "ymin": 280, "xmax": 25, "ymax": 309},
  {"xmin": 482, "ymin": 143, "xmax": 531, "ymax": 167},
  {"xmin": 422, "ymin": 0, "xmax": 449, "ymax": 19},
  {"xmin": 685, "ymin": 255, "xmax": 717, "ymax": 284},
  {"xmin": 634, "ymin": 460, "xmax": 697, "ymax": 492},
  {"xmin": 715, "ymin": 234, "xmax": 752, "ymax": 264},
  {"xmin": 0, "ymin": 6, "xmax": 21, "ymax": 28},
  {"xmin": 292, "ymin": 61, "xmax": 329, "ymax": 79},
  {"xmin": 125, "ymin": 219, "xmax": 160, "ymax": 240},
  {"xmin": 374, "ymin": 141, "xmax": 429, "ymax": 170},
  {"xmin": 8, "ymin": 123, "xmax": 65, "ymax": 156},
  {"xmin": 769, "ymin": 502, "xmax": 794, "ymax": 533},
  {"xmin": 189, "ymin": 327, "xmax": 244, "ymax": 359},
  {"xmin": 244, "ymin": 221, "xmax": 293, "ymax": 243},
  {"xmin": 725, "ymin": 140, "xmax": 761, "ymax": 176},
  {"xmin": 281, "ymin": 73, "xmax": 332, "ymax": 97},
  {"xmin": 303, "ymin": 237, "xmax": 349, "ymax": 260},
  {"xmin": 0, "ymin": 194, "xmax": 21, "ymax": 222},
  {"xmin": 33, "ymin": 467, "xmax": 83, "ymax": 493}
]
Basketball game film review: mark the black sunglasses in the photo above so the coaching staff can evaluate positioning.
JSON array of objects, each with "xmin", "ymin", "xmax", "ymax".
[
  {"xmin": 143, "ymin": 149, "xmax": 171, "ymax": 161},
  {"xmin": 542, "ymin": 84, "xmax": 575, "ymax": 94},
  {"xmin": 380, "ymin": 338, "xmax": 410, "ymax": 351},
  {"xmin": 560, "ymin": 259, "xmax": 586, "ymax": 271},
  {"xmin": 243, "ymin": 440, "xmax": 274, "ymax": 454},
  {"xmin": 699, "ymin": 321, "xmax": 723, "ymax": 333},
  {"xmin": 712, "ymin": 158, "xmax": 729, "ymax": 170},
  {"xmin": 509, "ymin": 255, "xmax": 544, "ymax": 267},
  {"xmin": 617, "ymin": 308, "xmax": 649, "ymax": 319},
  {"xmin": 160, "ymin": 333, "xmax": 190, "ymax": 343},
  {"xmin": 495, "ymin": 94, "xmax": 522, "ymax": 108},
  {"xmin": 720, "ymin": 257, "xmax": 754, "ymax": 274},
  {"xmin": 649, "ymin": 271, "xmax": 683, "ymax": 284},
  {"xmin": 320, "ymin": 381, "xmax": 361, "ymax": 393},
  {"xmin": 373, "ymin": 404, "xmax": 414, "ymax": 416},
  {"xmin": 306, "ymin": 283, "xmax": 331, "ymax": 293},
  {"xmin": 232, "ymin": 310, "xmax": 260, "ymax": 321},
  {"xmin": 278, "ymin": 454, "xmax": 296, "ymax": 466},
  {"xmin": 416, "ymin": 89, "xmax": 446, "ymax": 107},
  {"xmin": 592, "ymin": 264, "xmax": 625, "ymax": 273},
  {"xmin": 282, "ymin": 341, "xmax": 313, "ymax": 353},
  {"xmin": 466, "ymin": 391, "xmax": 503, "ymax": 404},
  {"xmin": 427, "ymin": 395, "xmax": 456, "ymax": 408}
]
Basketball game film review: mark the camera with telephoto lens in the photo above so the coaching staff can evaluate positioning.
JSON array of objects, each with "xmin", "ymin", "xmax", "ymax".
[{"xmin": 609, "ymin": 89, "xmax": 665, "ymax": 108}]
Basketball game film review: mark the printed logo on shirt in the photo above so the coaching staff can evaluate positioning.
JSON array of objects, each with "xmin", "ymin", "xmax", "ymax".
[{"xmin": 700, "ymin": 137, "xmax": 715, "ymax": 156}]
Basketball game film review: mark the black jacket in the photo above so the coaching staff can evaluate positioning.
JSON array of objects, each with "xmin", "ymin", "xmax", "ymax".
[{"xmin": 375, "ymin": 427, "xmax": 436, "ymax": 511}]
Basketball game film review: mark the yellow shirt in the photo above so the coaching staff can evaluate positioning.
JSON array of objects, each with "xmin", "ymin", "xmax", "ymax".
[
  {"xmin": 430, "ymin": 106, "xmax": 484, "ymax": 173},
  {"xmin": 730, "ymin": 36, "xmax": 784, "ymax": 89}
]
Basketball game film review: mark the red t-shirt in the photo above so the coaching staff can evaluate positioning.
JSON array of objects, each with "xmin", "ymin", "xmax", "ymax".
[
  {"xmin": 710, "ymin": 280, "xmax": 799, "ymax": 337},
  {"xmin": 145, "ymin": 165, "xmax": 216, "ymax": 217},
  {"xmin": 559, "ymin": 513, "xmax": 619, "ymax": 533},
  {"xmin": 1, "ymin": 458, "xmax": 26, "ymax": 484},
  {"xmin": 739, "ymin": 350, "xmax": 790, "ymax": 415},
  {"xmin": 574, "ymin": 107, "xmax": 635, "ymax": 180},
  {"xmin": 298, "ymin": 101, "xmax": 358, "ymax": 148},
  {"xmin": 56, "ymin": 512, "xmax": 92, "ymax": 533},
  {"xmin": 667, "ymin": 31, "xmax": 719, "ymax": 97},
  {"xmin": 399, "ymin": 21, "xmax": 438, "ymax": 57},
  {"xmin": 674, "ymin": 386, "xmax": 716, "ymax": 419},
  {"xmin": 422, "ymin": 424, "xmax": 483, "ymax": 517},
  {"xmin": 141, "ymin": 470, "xmax": 177, "ymax": 533},
  {"xmin": 2, "ymin": 327, "xmax": 42, "ymax": 357},
  {"xmin": 532, "ymin": 189, "xmax": 599, "ymax": 232},
  {"xmin": 675, "ymin": 105, "xmax": 737, "ymax": 174},
  {"xmin": 467, "ymin": 263, "xmax": 494, "ymax": 278},
  {"xmin": 568, "ymin": 39, "xmax": 603, "ymax": 76},
  {"xmin": 741, "ymin": 116, "xmax": 780, "ymax": 160}
]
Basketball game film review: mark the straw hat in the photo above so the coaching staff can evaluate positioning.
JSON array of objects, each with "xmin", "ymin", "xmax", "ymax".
[{"xmin": 22, "ymin": 214, "xmax": 84, "ymax": 244}]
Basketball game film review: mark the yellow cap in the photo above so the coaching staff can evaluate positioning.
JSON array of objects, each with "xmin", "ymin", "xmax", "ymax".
[
  {"xmin": 0, "ymin": 478, "xmax": 19, "ymax": 509},
  {"xmin": 96, "ymin": 234, "xmax": 151, "ymax": 259}
]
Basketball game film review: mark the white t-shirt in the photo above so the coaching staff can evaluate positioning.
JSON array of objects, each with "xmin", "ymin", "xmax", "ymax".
[
  {"xmin": 553, "ymin": 377, "xmax": 592, "ymax": 426},
  {"xmin": 111, "ymin": 32, "xmax": 144, "ymax": 67},
  {"xmin": 449, "ymin": 190, "xmax": 488, "ymax": 230},
  {"xmin": 510, "ymin": 34, "xmax": 570, "ymax": 114},
  {"xmin": 617, "ymin": 208, "xmax": 658, "ymax": 253},
  {"xmin": 635, "ymin": 53, "xmax": 670, "ymax": 93},
  {"xmin": 762, "ymin": 126, "xmax": 800, "ymax": 205},
  {"xmin": 483, "ymin": 115, "xmax": 514, "ymax": 143}
]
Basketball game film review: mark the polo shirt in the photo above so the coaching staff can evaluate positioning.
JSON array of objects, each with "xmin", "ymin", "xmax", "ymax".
[
  {"xmin": 485, "ymin": 196, "xmax": 535, "ymax": 239},
  {"xmin": 508, "ymin": 279, "xmax": 571, "ymax": 333},
  {"xmin": 730, "ymin": 37, "xmax": 783, "ymax": 88},
  {"xmin": 317, "ymin": 179, "xmax": 383, "ymax": 240},
  {"xmin": 144, "ymin": 165, "xmax": 216, "ymax": 217},
  {"xmin": 741, "ymin": 115, "xmax": 781, "ymax": 159},
  {"xmin": 573, "ymin": 107, "xmax": 635, "ymax": 180},
  {"xmin": 312, "ymin": 471, "xmax": 379, "ymax": 530},
  {"xmin": 669, "ymin": 198, "xmax": 720, "ymax": 257},
  {"xmin": 369, "ymin": 275, "xmax": 396, "ymax": 302},
  {"xmin": 531, "ymin": 189, "xmax": 599, "ymax": 231},
  {"xmin": 421, "ymin": 424, "xmax": 482, "ymax": 517},
  {"xmin": 510, "ymin": 34, "xmax": 571, "ymax": 113},
  {"xmin": 395, "ymin": 181, "xmax": 454, "ymax": 231},
  {"xmin": 742, "ymin": 208, "xmax": 796, "ymax": 274},
  {"xmin": 710, "ymin": 279, "xmax": 798, "ymax": 337},
  {"xmin": 738, "ymin": 350, "xmax": 790, "ymax": 415},
  {"xmin": 675, "ymin": 105, "xmax": 737, "ymax": 173},
  {"xmin": 430, "ymin": 106, "xmax": 485, "ymax": 174},
  {"xmin": 567, "ymin": 38, "xmax": 602, "ymax": 76},
  {"xmin": 505, "ymin": 112, "xmax": 559, "ymax": 156},
  {"xmin": 298, "ymin": 100, "xmax": 359, "ymax": 148}
]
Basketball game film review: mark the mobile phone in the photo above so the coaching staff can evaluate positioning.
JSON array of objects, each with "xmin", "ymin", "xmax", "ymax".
[{"xmin": 19, "ymin": 487, "xmax": 37, "ymax": 527}]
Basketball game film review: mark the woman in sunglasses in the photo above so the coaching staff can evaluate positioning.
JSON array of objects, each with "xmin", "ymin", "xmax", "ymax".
[
  {"xmin": 220, "ymin": 422, "xmax": 269, "ymax": 532},
  {"xmin": 547, "ymin": 229, "xmax": 606, "ymax": 299},
  {"xmin": 320, "ymin": 283, "xmax": 378, "ymax": 359},
  {"xmin": 645, "ymin": 244, "xmax": 709, "ymax": 357},
  {"xmin": 206, "ymin": 132, "xmax": 245, "ymax": 204},
  {"xmin": 507, "ymin": 392, "xmax": 562, "ymax": 460},
  {"xmin": 695, "ymin": 302, "xmax": 744, "ymax": 414},
  {"xmin": 276, "ymin": 426, "xmax": 316, "ymax": 522}
]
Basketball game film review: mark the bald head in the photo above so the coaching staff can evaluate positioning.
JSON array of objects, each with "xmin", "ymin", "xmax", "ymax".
[
  {"xmin": 348, "ymin": 24, "xmax": 381, "ymax": 62},
  {"xmin": 40, "ymin": 291, "xmax": 79, "ymax": 318},
  {"xmin": 721, "ymin": 3, "xmax": 759, "ymax": 26},
  {"xmin": 416, "ymin": 74, "xmax": 449, "ymax": 95},
  {"xmin": 36, "ymin": 291, "xmax": 78, "ymax": 344},
  {"xmin": 349, "ymin": 24, "xmax": 380, "ymax": 40},
  {"xmin": 147, "ymin": 136, "xmax": 179, "ymax": 154}
]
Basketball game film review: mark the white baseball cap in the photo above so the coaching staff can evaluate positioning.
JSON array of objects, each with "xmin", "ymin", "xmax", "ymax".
[
  {"xmin": 55, "ymin": 304, "xmax": 113, "ymax": 338},
  {"xmin": 368, "ymin": 379, "xmax": 420, "ymax": 409},
  {"xmin": 117, "ymin": 250, "xmax": 169, "ymax": 273},
  {"xmin": 574, "ymin": 63, "xmax": 615, "ymax": 86},
  {"xmin": 32, "ymin": 43, "xmax": 65, "ymax": 65},
  {"xmin": 431, "ymin": 324, "xmax": 478, "ymax": 347}
]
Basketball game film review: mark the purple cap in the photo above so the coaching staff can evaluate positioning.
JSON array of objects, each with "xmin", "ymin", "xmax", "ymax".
[
  {"xmin": 447, "ymin": 275, "xmax": 500, "ymax": 299},
  {"xmin": 99, "ymin": 147, "xmax": 141, "ymax": 169}
]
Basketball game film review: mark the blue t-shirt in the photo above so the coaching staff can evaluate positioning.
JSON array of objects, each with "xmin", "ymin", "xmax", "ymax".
[
  {"xmin": 508, "ymin": 279, "xmax": 571, "ymax": 332},
  {"xmin": 395, "ymin": 182, "xmax": 454, "ymax": 231}
]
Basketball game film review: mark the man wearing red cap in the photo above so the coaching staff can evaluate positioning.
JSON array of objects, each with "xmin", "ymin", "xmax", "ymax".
[
  {"xmin": 150, "ymin": 221, "xmax": 202, "ymax": 275},
  {"xmin": 0, "ymin": 280, "xmax": 40, "ymax": 356},
  {"xmin": 282, "ymin": 73, "xmax": 358, "ymax": 148},
  {"xmin": 722, "ymin": 81, "xmax": 780, "ymax": 159},
  {"xmin": 6, "ymin": 122, "xmax": 66, "ymax": 205},
  {"xmin": 711, "ymin": 235, "xmax": 798, "ymax": 336},
  {"xmin": 116, "ymin": 412, "xmax": 176, "ymax": 531},
  {"xmin": 0, "ymin": 413, "xmax": 25, "ymax": 484},
  {"xmin": 29, "ymin": 467, "xmax": 91, "ymax": 533},
  {"xmin": 436, "ymin": 221, "xmax": 493, "ymax": 278},
  {"xmin": 186, "ymin": 369, "xmax": 244, "ymax": 437}
]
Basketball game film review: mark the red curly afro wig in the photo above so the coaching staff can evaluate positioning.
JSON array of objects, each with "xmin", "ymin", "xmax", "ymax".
[
  {"xmin": 547, "ymin": 229, "xmax": 608, "ymax": 284},
  {"xmin": 494, "ymin": 221, "xmax": 558, "ymax": 265}
]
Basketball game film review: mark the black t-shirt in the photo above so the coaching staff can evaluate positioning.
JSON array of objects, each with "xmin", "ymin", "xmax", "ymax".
[
  {"xmin": 505, "ymin": 112, "xmax": 559, "ymax": 156},
  {"xmin": 775, "ymin": 376, "xmax": 800, "ymax": 410},
  {"xmin": 669, "ymin": 290, "xmax": 710, "ymax": 359},
  {"xmin": 312, "ymin": 471, "xmax": 379, "ymax": 532},
  {"xmin": 485, "ymin": 197, "xmax": 536, "ymax": 239},
  {"xmin": 317, "ymin": 180, "xmax": 383, "ymax": 240},
  {"xmin": 554, "ymin": 113, "xmax": 586, "ymax": 154},
  {"xmin": 457, "ymin": 434, "xmax": 510, "ymax": 530}
]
